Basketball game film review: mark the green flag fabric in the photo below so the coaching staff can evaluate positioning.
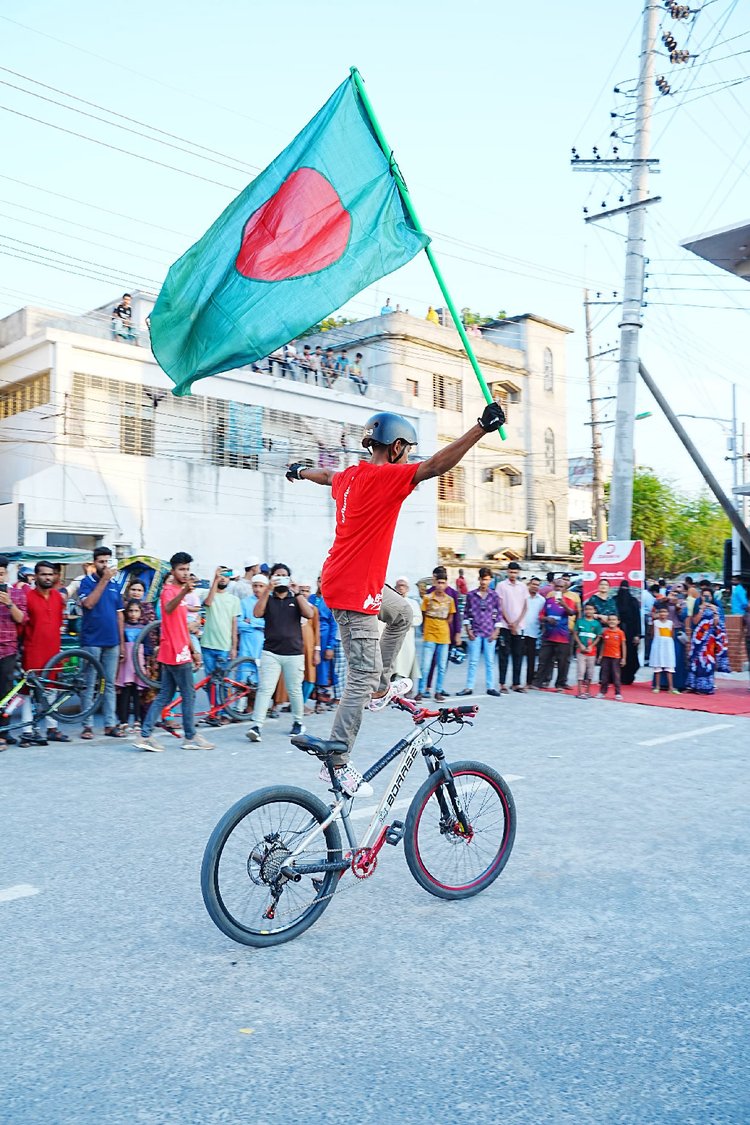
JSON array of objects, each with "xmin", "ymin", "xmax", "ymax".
[{"xmin": 149, "ymin": 74, "xmax": 429, "ymax": 395}]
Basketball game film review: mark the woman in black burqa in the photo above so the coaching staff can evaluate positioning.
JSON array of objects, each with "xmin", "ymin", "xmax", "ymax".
[{"xmin": 616, "ymin": 579, "xmax": 641, "ymax": 685}]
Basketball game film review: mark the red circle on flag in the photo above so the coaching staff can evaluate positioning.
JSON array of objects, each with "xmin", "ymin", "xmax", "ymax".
[{"xmin": 235, "ymin": 167, "xmax": 351, "ymax": 282}]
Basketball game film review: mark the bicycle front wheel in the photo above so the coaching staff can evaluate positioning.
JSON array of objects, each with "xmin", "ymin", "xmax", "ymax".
[
  {"xmin": 41, "ymin": 649, "xmax": 106, "ymax": 724},
  {"xmin": 132, "ymin": 619, "xmax": 162, "ymax": 689},
  {"xmin": 201, "ymin": 785, "xmax": 344, "ymax": 948},
  {"xmin": 404, "ymin": 760, "xmax": 516, "ymax": 900}
]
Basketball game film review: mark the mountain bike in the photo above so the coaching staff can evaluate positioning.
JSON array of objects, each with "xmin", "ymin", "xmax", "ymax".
[
  {"xmin": 153, "ymin": 660, "xmax": 256, "ymax": 736},
  {"xmin": 0, "ymin": 649, "xmax": 105, "ymax": 735},
  {"xmin": 132, "ymin": 620, "xmax": 254, "ymax": 730},
  {"xmin": 201, "ymin": 696, "xmax": 516, "ymax": 948}
]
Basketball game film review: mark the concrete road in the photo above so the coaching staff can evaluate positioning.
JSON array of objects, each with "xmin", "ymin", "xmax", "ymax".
[{"xmin": 1, "ymin": 683, "xmax": 748, "ymax": 1124}]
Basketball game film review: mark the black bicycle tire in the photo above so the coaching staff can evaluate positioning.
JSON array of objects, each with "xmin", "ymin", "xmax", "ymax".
[
  {"xmin": 40, "ymin": 648, "xmax": 107, "ymax": 724},
  {"xmin": 201, "ymin": 785, "xmax": 343, "ymax": 948},
  {"xmin": 132, "ymin": 619, "xmax": 162, "ymax": 689},
  {"xmin": 403, "ymin": 760, "xmax": 516, "ymax": 901},
  {"xmin": 221, "ymin": 657, "xmax": 256, "ymax": 721}
]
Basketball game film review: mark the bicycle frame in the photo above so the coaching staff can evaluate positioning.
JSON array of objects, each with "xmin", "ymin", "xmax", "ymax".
[
  {"xmin": 0, "ymin": 669, "xmax": 67, "ymax": 732},
  {"xmin": 159, "ymin": 669, "xmax": 251, "ymax": 732},
  {"xmin": 283, "ymin": 721, "xmax": 442, "ymax": 876}
]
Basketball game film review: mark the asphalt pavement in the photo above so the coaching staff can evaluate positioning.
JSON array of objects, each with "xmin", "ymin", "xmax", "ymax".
[{"xmin": 1, "ymin": 669, "xmax": 748, "ymax": 1125}]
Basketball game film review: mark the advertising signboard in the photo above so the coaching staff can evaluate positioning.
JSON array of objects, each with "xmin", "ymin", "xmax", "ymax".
[{"xmin": 582, "ymin": 540, "xmax": 645, "ymax": 602}]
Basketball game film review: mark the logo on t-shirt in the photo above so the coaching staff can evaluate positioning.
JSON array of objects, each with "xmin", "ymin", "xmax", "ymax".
[{"xmin": 363, "ymin": 592, "xmax": 382, "ymax": 611}]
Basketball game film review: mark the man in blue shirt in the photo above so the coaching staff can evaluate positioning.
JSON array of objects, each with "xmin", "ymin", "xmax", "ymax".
[
  {"xmin": 731, "ymin": 575, "xmax": 748, "ymax": 615},
  {"xmin": 79, "ymin": 546, "xmax": 124, "ymax": 737}
]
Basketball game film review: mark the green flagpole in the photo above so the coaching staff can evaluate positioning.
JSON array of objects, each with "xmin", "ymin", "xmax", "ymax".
[{"xmin": 350, "ymin": 66, "xmax": 506, "ymax": 441}]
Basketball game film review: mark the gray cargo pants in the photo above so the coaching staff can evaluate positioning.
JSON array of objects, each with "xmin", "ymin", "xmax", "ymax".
[{"xmin": 329, "ymin": 584, "xmax": 412, "ymax": 764}]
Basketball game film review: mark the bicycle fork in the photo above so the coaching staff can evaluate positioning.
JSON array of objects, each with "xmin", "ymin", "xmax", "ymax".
[{"xmin": 424, "ymin": 746, "xmax": 472, "ymax": 838}]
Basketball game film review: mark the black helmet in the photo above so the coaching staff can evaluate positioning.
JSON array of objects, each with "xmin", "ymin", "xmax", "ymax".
[{"xmin": 361, "ymin": 412, "xmax": 418, "ymax": 451}]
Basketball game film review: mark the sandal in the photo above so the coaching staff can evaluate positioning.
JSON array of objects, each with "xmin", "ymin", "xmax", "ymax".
[
  {"xmin": 81, "ymin": 727, "xmax": 94, "ymax": 740},
  {"xmin": 104, "ymin": 725, "xmax": 126, "ymax": 738},
  {"xmin": 47, "ymin": 729, "xmax": 71, "ymax": 743}
]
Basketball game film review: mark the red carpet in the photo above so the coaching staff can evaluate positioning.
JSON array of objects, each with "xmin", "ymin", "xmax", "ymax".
[{"xmin": 621, "ymin": 676, "xmax": 750, "ymax": 716}]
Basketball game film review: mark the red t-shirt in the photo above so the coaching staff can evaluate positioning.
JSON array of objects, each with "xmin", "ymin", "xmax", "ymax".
[
  {"xmin": 601, "ymin": 626, "xmax": 626, "ymax": 659},
  {"xmin": 321, "ymin": 460, "xmax": 420, "ymax": 614},
  {"xmin": 22, "ymin": 587, "xmax": 64, "ymax": 670},
  {"xmin": 158, "ymin": 583, "xmax": 192, "ymax": 665}
]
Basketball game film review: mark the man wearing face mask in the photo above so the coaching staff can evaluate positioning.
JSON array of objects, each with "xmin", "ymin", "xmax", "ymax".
[
  {"xmin": 245, "ymin": 563, "xmax": 314, "ymax": 742},
  {"xmin": 201, "ymin": 566, "xmax": 241, "ymax": 719},
  {"xmin": 285, "ymin": 402, "xmax": 505, "ymax": 796}
]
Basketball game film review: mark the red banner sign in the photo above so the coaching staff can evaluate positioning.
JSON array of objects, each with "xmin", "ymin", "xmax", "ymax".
[{"xmin": 582, "ymin": 540, "xmax": 645, "ymax": 602}]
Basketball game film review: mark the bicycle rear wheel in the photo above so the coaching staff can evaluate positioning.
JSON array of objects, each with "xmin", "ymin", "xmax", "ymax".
[
  {"xmin": 201, "ymin": 785, "xmax": 344, "ymax": 948},
  {"xmin": 221, "ymin": 657, "xmax": 256, "ymax": 721},
  {"xmin": 41, "ymin": 649, "xmax": 106, "ymax": 724},
  {"xmin": 404, "ymin": 760, "xmax": 516, "ymax": 900}
]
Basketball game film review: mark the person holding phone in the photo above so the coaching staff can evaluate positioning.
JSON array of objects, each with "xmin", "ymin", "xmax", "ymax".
[
  {"xmin": 245, "ymin": 563, "xmax": 314, "ymax": 743},
  {"xmin": 135, "ymin": 552, "xmax": 213, "ymax": 752},
  {"xmin": 201, "ymin": 565, "xmax": 241, "ymax": 721}
]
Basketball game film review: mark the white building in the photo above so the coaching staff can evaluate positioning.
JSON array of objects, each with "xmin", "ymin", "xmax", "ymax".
[
  {"xmin": 304, "ymin": 311, "xmax": 572, "ymax": 566},
  {"xmin": 0, "ymin": 299, "xmax": 437, "ymax": 582}
]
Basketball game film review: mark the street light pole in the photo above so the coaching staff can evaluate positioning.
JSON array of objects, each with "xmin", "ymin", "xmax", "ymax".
[{"xmin": 609, "ymin": 0, "xmax": 660, "ymax": 539}]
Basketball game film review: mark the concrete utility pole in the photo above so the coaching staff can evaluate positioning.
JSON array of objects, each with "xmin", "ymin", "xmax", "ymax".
[
  {"xmin": 608, "ymin": 0, "xmax": 661, "ymax": 539},
  {"xmin": 583, "ymin": 290, "xmax": 607, "ymax": 540}
]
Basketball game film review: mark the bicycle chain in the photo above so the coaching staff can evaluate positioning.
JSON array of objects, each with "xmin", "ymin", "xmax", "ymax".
[{"xmin": 264, "ymin": 851, "xmax": 369, "ymax": 920}]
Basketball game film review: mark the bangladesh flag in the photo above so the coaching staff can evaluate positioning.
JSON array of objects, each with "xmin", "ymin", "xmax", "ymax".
[{"xmin": 150, "ymin": 73, "xmax": 429, "ymax": 395}]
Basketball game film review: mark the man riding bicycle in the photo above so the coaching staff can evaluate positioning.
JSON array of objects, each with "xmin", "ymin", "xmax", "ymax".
[{"xmin": 286, "ymin": 401, "xmax": 505, "ymax": 794}]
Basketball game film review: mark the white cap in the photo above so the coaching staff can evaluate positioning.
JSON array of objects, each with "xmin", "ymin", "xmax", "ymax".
[
  {"xmin": 297, "ymin": 578, "xmax": 313, "ymax": 589},
  {"xmin": 243, "ymin": 557, "xmax": 260, "ymax": 569},
  {"xmin": 251, "ymin": 573, "xmax": 269, "ymax": 585}
]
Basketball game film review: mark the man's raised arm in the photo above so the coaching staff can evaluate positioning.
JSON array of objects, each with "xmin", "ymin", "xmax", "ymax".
[
  {"xmin": 286, "ymin": 463, "xmax": 335, "ymax": 487},
  {"xmin": 413, "ymin": 402, "xmax": 505, "ymax": 485}
]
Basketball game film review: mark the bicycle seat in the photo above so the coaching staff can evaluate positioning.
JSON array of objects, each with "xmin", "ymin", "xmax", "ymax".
[{"xmin": 290, "ymin": 733, "xmax": 347, "ymax": 761}]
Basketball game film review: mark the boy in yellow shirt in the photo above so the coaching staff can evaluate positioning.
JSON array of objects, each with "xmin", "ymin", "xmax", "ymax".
[{"xmin": 417, "ymin": 576, "xmax": 456, "ymax": 701}]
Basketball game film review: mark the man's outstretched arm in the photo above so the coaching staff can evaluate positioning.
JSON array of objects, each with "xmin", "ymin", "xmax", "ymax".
[
  {"xmin": 413, "ymin": 402, "xmax": 505, "ymax": 485},
  {"xmin": 286, "ymin": 463, "xmax": 335, "ymax": 487}
]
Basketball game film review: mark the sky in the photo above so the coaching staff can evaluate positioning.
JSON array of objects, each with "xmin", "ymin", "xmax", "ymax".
[{"xmin": 1, "ymin": 0, "xmax": 749, "ymax": 502}]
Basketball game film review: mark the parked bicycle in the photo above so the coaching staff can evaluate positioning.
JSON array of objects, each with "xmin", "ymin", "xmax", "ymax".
[
  {"xmin": 0, "ymin": 650, "xmax": 105, "ymax": 738},
  {"xmin": 201, "ymin": 696, "xmax": 517, "ymax": 947}
]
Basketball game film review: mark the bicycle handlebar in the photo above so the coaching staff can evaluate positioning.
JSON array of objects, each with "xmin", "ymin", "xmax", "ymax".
[{"xmin": 392, "ymin": 696, "xmax": 479, "ymax": 723}]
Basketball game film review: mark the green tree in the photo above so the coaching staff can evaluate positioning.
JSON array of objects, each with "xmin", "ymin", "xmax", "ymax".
[
  {"xmin": 605, "ymin": 469, "xmax": 731, "ymax": 575},
  {"xmin": 460, "ymin": 308, "xmax": 506, "ymax": 327},
  {"xmin": 299, "ymin": 315, "xmax": 356, "ymax": 338}
]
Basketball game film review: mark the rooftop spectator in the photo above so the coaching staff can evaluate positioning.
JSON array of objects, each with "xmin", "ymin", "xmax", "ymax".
[
  {"xmin": 426, "ymin": 305, "xmax": 440, "ymax": 325},
  {"xmin": 380, "ymin": 297, "xmax": 394, "ymax": 315},
  {"xmin": 348, "ymin": 352, "xmax": 368, "ymax": 396},
  {"xmin": 112, "ymin": 293, "xmax": 136, "ymax": 342}
]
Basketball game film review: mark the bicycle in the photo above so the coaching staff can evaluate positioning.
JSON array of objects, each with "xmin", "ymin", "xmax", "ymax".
[
  {"xmin": 0, "ymin": 649, "xmax": 106, "ymax": 737},
  {"xmin": 201, "ymin": 696, "xmax": 516, "ymax": 948}
]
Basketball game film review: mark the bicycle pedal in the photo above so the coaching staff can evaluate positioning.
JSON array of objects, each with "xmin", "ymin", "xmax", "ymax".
[{"xmin": 385, "ymin": 821, "xmax": 405, "ymax": 846}]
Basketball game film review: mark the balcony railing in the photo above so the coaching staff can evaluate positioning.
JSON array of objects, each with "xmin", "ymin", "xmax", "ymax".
[{"xmin": 438, "ymin": 502, "xmax": 467, "ymax": 528}]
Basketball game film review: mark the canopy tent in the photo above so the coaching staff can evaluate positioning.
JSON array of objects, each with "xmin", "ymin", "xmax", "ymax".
[{"xmin": 0, "ymin": 547, "xmax": 93, "ymax": 564}]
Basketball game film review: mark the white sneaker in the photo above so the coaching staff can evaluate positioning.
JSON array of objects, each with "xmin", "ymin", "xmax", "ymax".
[
  {"xmin": 366, "ymin": 677, "xmax": 413, "ymax": 712},
  {"xmin": 318, "ymin": 762, "xmax": 374, "ymax": 798},
  {"xmin": 135, "ymin": 733, "xmax": 164, "ymax": 753},
  {"xmin": 183, "ymin": 733, "xmax": 215, "ymax": 750}
]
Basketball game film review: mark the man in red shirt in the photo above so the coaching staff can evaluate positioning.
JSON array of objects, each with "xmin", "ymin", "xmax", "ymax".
[
  {"xmin": 135, "ymin": 551, "xmax": 214, "ymax": 752},
  {"xmin": 286, "ymin": 403, "xmax": 505, "ymax": 794},
  {"xmin": 21, "ymin": 560, "xmax": 70, "ymax": 745}
]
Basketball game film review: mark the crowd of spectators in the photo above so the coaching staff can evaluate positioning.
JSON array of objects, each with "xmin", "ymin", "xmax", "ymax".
[{"xmin": 1, "ymin": 549, "xmax": 747, "ymax": 753}]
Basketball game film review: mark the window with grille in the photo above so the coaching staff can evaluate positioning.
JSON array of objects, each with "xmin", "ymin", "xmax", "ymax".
[
  {"xmin": 0, "ymin": 371, "xmax": 51, "ymax": 419},
  {"xmin": 490, "ymin": 466, "xmax": 521, "ymax": 513},
  {"xmin": 544, "ymin": 427, "xmax": 556, "ymax": 474},
  {"xmin": 543, "ymin": 348, "xmax": 554, "ymax": 392},
  {"xmin": 438, "ymin": 466, "xmax": 465, "ymax": 503},
  {"xmin": 433, "ymin": 373, "xmax": 462, "ymax": 411}
]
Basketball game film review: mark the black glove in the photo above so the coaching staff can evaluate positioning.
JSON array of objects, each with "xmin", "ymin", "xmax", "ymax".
[
  {"xmin": 286, "ymin": 462, "xmax": 306, "ymax": 482},
  {"xmin": 477, "ymin": 402, "xmax": 506, "ymax": 432}
]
